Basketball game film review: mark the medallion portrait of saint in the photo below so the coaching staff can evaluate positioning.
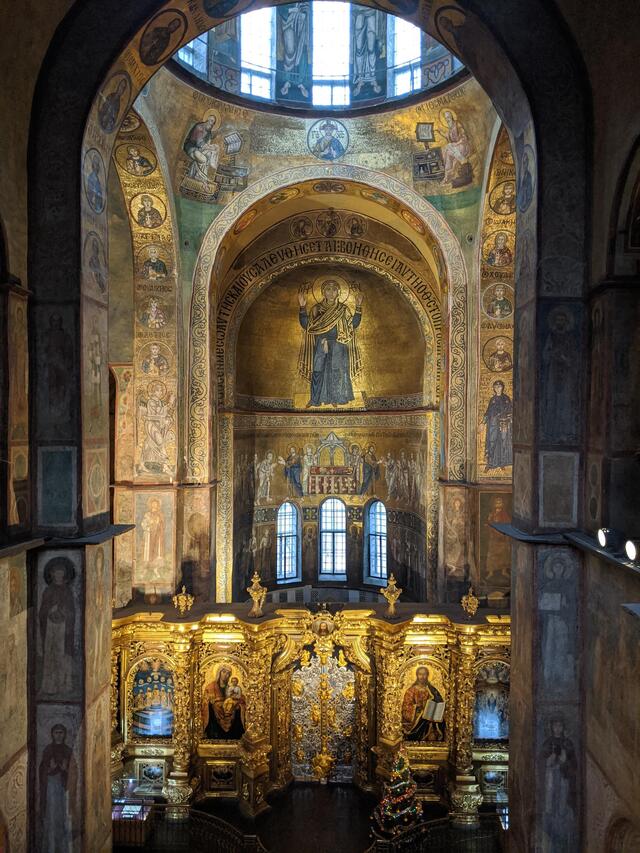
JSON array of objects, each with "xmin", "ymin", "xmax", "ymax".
[
  {"xmin": 97, "ymin": 73, "xmax": 130, "ymax": 133},
  {"xmin": 139, "ymin": 10, "xmax": 188, "ymax": 66},
  {"xmin": 132, "ymin": 193, "xmax": 166, "ymax": 229},
  {"xmin": 401, "ymin": 665, "xmax": 446, "ymax": 742},
  {"xmin": 489, "ymin": 180, "xmax": 517, "ymax": 216},
  {"xmin": 83, "ymin": 149, "xmax": 105, "ymax": 214},
  {"xmin": 308, "ymin": 119, "xmax": 348, "ymax": 161},
  {"xmin": 297, "ymin": 276, "xmax": 363, "ymax": 407},
  {"xmin": 483, "ymin": 283, "xmax": 513, "ymax": 321},
  {"xmin": 202, "ymin": 664, "xmax": 246, "ymax": 740},
  {"xmin": 484, "ymin": 231, "xmax": 514, "ymax": 267}
]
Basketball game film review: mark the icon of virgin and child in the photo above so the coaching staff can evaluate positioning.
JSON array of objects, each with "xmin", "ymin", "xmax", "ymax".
[
  {"xmin": 401, "ymin": 665, "xmax": 446, "ymax": 742},
  {"xmin": 202, "ymin": 665, "xmax": 246, "ymax": 740},
  {"xmin": 297, "ymin": 276, "xmax": 364, "ymax": 407}
]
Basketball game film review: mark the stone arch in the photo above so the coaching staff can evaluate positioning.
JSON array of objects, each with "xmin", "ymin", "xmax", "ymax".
[
  {"xmin": 26, "ymin": 0, "xmax": 590, "ymax": 537},
  {"xmin": 186, "ymin": 163, "xmax": 468, "ymax": 482},
  {"xmin": 605, "ymin": 818, "xmax": 640, "ymax": 853},
  {"xmin": 608, "ymin": 135, "xmax": 640, "ymax": 276}
]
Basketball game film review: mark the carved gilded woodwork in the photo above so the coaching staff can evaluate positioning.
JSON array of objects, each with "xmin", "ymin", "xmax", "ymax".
[{"xmin": 110, "ymin": 608, "xmax": 509, "ymax": 802}]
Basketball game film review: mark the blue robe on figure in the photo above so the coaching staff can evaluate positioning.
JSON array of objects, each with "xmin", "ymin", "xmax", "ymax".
[{"xmin": 298, "ymin": 298, "xmax": 362, "ymax": 406}]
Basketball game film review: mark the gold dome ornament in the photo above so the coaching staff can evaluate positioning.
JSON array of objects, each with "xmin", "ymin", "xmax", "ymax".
[
  {"xmin": 461, "ymin": 585, "xmax": 479, "ymax": 618},
  {"xmin": 247, "ymin": 572, "xmax": 267, "ymax": 618},
  {"xmin": 382, "ymin": 574, "xmax": 402, "ymax": 617},
  {"xmin": 172, "ymin": 586, "xmax": 194, "ymax": 617}
]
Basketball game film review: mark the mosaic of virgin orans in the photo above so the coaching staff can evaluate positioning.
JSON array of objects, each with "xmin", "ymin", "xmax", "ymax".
[
  {"xmin": 298, "ymin": 275, "xmax": 363, "ymax": 407},
  {"xmin": 235, "ymin": 265, "xmax": 426, "ymax": 410}
]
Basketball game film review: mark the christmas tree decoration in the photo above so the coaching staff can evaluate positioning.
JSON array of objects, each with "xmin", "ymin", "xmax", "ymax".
[{"xmin": 373, "ymin": 751, "xmax": 422, "ymax": 837}]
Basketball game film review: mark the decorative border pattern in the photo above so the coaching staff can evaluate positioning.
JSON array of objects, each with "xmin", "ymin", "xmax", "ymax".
[{"xmin": 186, "ymin": 164, "xmax": 467, "ymax": 482}]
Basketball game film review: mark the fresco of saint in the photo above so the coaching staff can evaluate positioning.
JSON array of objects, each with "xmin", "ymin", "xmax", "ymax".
[
  {"xmin": 298, "ymin": 278, "xmax": 363, "ymax": 407},
  {"xmin": 311, "ymin": 121, "xmax": 346, "ymax": 161},
  {"xmin": 39, "ymin": 558, "xmax": 76, "ymax": 697}
]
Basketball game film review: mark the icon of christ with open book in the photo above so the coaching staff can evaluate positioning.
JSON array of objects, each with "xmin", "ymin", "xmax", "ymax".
[{"xmin": 401, "ymin": 665, "xmax": 446, "ymax": 742}]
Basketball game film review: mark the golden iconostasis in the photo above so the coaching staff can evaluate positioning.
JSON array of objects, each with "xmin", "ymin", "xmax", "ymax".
[{"xmin": 111, "ymin": 607, "xmax": 510, "ymax": 814}]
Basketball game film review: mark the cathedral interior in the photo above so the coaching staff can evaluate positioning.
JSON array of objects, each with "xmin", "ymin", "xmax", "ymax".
[{"xmin": 1, "ymin": 0, "xmax": 640, "ymax": 851}]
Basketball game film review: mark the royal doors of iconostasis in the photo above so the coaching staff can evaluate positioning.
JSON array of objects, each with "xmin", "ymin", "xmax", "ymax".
[{"xmin": 269, "ymin": 609, "xmax": 374, "ymax": 792}]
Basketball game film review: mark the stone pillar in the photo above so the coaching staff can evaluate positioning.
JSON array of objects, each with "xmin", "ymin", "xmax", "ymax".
[
  {"xmin": 507, "ymin": 218, "xmax": 587, "ymax": 850},
  {"xmin": 30, "ymin": 541, "xmax": 114, "ymax": 852},
  {"xmin": 450, "ymin": 636, "xmax": 482, "ymax": 827}
]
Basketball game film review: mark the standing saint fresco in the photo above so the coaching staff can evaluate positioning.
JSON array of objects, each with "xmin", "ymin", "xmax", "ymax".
[
  {"xmin": 298, "ymin": 278, "xmax": 363, "ymax": 407},
  {"xmin": 39, "ymin": 558, "xmax": 76, "ymax": 698},
  {"xmin": 39, "ymin": 723, "xmax": 77, "ymax": 851},
  {"xmin": 482, "ymin": 380, "xmax": 513, "ymax": 471}
]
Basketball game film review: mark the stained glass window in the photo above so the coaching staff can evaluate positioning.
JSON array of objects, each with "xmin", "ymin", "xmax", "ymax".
[
  {"xmin": 319, "ymin": 498, "xmax": 347, "ymax": 576},
  {"xmin": 277, "ymin": 501, "xmax": 299, "ymax": 581},
  {"xmin": 367, "ymin": 500, "xmax": 387, "ymax": 579}
]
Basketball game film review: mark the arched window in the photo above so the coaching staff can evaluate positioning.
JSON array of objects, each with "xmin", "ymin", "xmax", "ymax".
[
  {"xmin": 276, "ymin": 501, "xmax": 299, "ymax": 582},
  {"xmin": 366, "ymin": 500, "xmax": 387, "ymax": 580},
  {"xmin": 319, "ymin": 498, "xmax": 347, "ymax": 577}
]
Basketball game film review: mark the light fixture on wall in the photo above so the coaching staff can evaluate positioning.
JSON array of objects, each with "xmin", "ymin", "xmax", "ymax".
[
  {"xmin": 624, "ymin": 539, "xmax": 640, "ymax": 563},
  {"xmin": 596, "ymin": 527, "xmax": 626, "ymax": 553}
]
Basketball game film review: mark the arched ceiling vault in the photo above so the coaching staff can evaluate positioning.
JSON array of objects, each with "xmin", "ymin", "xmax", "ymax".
[
  {"xmin": 213, "ymin": 177, "xmax": 448, "ymax": 292},
  {"xmin": 186, "ymin": 163, "xmax": 468, "ymax": 481}
]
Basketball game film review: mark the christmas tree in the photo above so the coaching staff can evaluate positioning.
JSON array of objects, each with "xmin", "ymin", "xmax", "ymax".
[{"xmin": 373, "ymin": 751, "xmax": 422, "ymax": 837}]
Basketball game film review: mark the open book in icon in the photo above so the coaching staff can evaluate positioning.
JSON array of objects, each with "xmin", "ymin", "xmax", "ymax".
[{"xmin": 422, "ymin": 699, "xmax": 446, "ymax": 722}]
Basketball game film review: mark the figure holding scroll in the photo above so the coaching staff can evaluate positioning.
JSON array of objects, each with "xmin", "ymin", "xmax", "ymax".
[{"xmin": 402, "ymin": 665, "xmax": 446, "ymax": 742}]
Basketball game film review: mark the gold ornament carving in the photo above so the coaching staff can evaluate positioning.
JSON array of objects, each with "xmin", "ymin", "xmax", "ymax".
[
  {"xmin": 247, "ymin": 572, "xmax": 267, "ymax": 618},
  {"xmin": 172, "ymin": 586, "xmax": 194, "ymax": 617},
  {"xmin": 382, "ymin": 574, "xmax": 402, "ymax": 616},
  {"xmin": 461, "ymin": 586, "xmax": 479, "ymax": 617}
]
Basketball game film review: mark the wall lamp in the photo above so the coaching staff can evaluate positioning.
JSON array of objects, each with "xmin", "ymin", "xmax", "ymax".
[
  {"xmin": 624, "ymin": 539, "xmax": 640, "ymax": 563},
  {"xmin": 596, "ymin": 528, "xmax": 626, "ymax": 553}
]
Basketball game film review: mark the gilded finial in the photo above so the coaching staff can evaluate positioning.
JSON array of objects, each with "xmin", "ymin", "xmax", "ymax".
[
  {"xmin": 461, "ymin": 585, "xmax": 479, "ymax": 617},
  {"xmin": 172, "ymin": 585, "xmax": 194, "ymax": 617},
  {"xmin": 247, "ymin": 571, "xmax": 267, "ymax": 618},
  {"xmin": 382, "ymin": 573, "xmax": 402, "ymax": 617}
]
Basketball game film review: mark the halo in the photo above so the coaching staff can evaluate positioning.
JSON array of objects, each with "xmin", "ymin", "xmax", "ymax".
[
  {"xmin": 547, "ymin": 305, "xmax": 575, "ymax": 331},
  {"xmin": 203, "ymin": 108, "xmax": 221, "ymax": 127},
  {"xmin": 311, "ymin": 274, "xmax": 351, "ymax": 305},
  {"xmin": 147, "ymin": 379, "xmax": 167, "ymax": 398},
  {"xmin": 439, "ymin": 107, "xmax": 457, "ymax": 124}
]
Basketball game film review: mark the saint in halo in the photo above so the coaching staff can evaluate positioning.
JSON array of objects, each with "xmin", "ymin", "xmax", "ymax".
[
  {"xmin": 39, "ymin": 723, "xmax": 77, "ymax": 851},
  {"xmin": 39, "ymin": 558, "xmax": 76, "ymax": 697},
  {"xmin": 482, "ymin": 380, "xmax": 513, "ymax": 471},
  {"xmin": 401, "ymin": 665, "xmax": 446, "ymax": 742},
  {"xmin": 298, "ymin": 279, "xmax": 363, "ymax": 407}
]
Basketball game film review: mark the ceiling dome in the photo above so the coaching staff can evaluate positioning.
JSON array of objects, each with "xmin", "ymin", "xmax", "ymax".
[{"xmin": 172, "ymin": 1, "xmax": 464, "ymax": 114}]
